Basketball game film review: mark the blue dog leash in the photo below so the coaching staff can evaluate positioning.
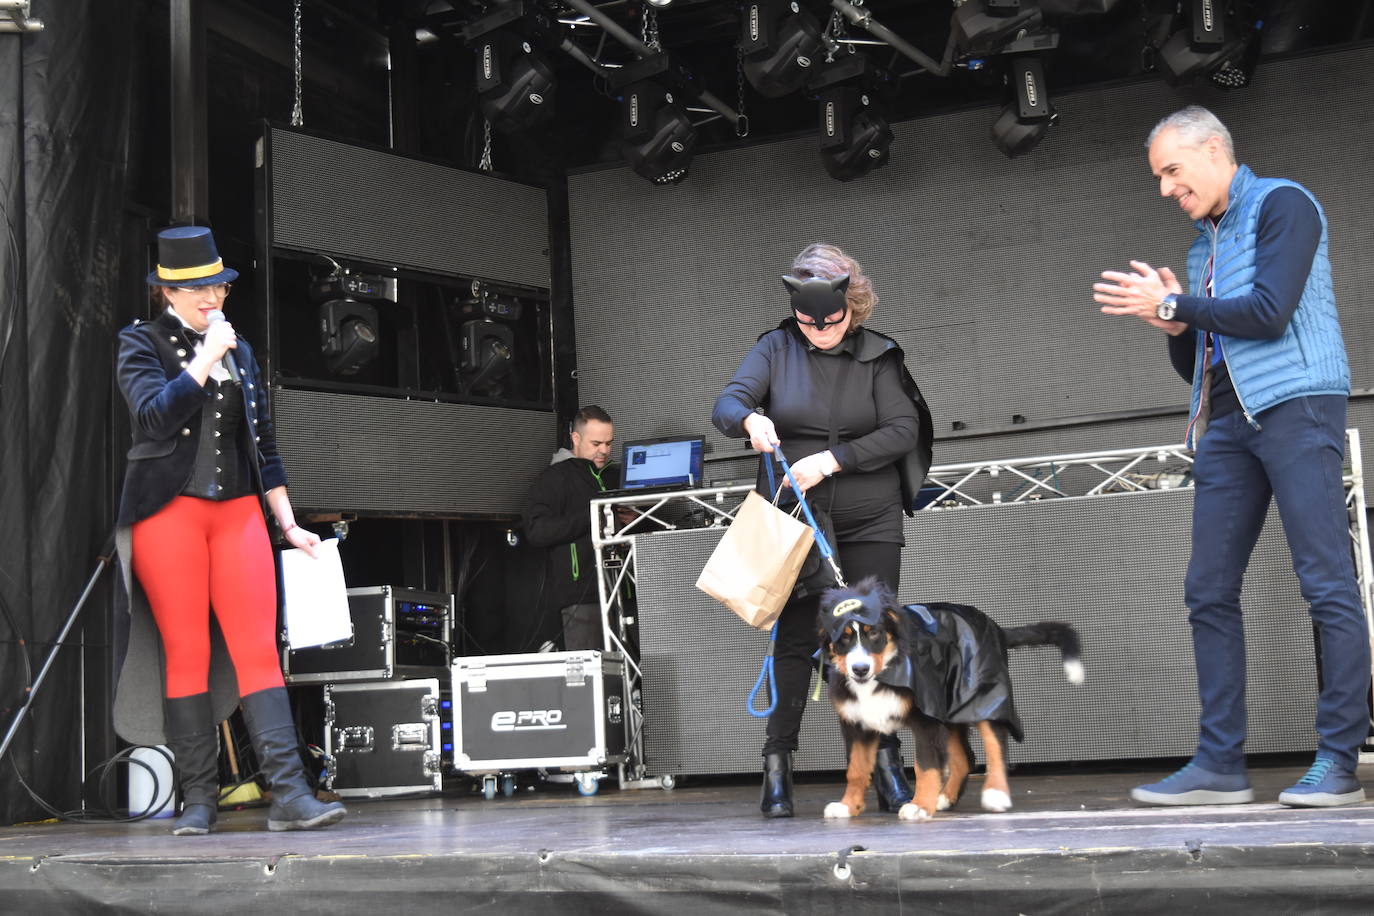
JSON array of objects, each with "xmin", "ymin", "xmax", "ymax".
[
  {"xmin": 761, "ymin": 447, "xmax": 842, "ymax": 579},
  {"xmin": 748, "ymin": 625, "xmax": 779, "ymax": 718},
  {"xmin": 747, "ymin": 447, "xmax": 845, "ymax": 718}
]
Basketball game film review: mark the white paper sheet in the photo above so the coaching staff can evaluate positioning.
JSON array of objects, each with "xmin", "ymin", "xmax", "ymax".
[{"xmin": 280, "ymin": 537, "xmax": 353, "ymax": 649}]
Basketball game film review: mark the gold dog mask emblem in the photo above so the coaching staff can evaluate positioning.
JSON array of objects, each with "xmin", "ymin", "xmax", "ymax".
[{"xmin": 832, "ymin": 598, "xmax": 864, "ymax": 617}]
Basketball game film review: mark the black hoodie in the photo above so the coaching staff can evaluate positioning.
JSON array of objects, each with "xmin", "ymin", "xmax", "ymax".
[{"xmin": 521, "ymin": 456, "xmax": 620, "ymax": 613}]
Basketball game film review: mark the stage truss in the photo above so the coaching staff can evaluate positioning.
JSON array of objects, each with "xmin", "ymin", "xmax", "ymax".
[{"xmin": 591, "ymin": 431, "xmax": 1374, "ymax": 788}]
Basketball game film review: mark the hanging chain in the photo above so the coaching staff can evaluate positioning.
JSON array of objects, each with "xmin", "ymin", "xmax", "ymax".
[
  {"xmin": 478, "ymin": 119, "xmax": 494, "ymax": 172},
  {"xmin": 642, "ymin": 4, "xmax": 661, "ymax": 52},
  {"xmin": 1138, "ymin": 0, "xmax": 1159, "ymax": 72},
  {"xmin": 735, "ymin": 47, "xmax": 750, "ymax": 138},
  {"xmin": 290, "ymin": 0, "xmax": 304, "ymax": 126}
]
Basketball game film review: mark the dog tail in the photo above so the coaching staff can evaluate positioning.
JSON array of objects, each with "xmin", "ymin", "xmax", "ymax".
[{"xmin": 1004, "ymin": 622, "xmax": 1084, "ymax": 685}]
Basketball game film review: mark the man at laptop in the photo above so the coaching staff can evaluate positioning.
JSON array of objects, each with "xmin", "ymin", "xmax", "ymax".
[{"xmin": 522, "ymin": 405, "xmax": 620, "ymax": 651}]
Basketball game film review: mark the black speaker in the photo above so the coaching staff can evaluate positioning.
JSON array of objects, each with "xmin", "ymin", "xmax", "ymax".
[
  {"xmin": 272, "ymin": 388, "xmax": 554, "ymax": 516},
  {"xmin": 633, "ymin": 488, "xmax": 1320, "ymax": 776}
]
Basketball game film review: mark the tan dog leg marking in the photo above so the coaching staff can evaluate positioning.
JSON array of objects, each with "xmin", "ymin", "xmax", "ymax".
[
  {"xmin": 826, "ymin": 737, "xmax": 877, "ymax": 818},
  {"xmin": 899, "ymin": 763, "xmax": 942, "ymax": 821},
  {"xmin": 976, "ymin": 721, "xmax": 1012, "ymax": 812},
  {"xmin": 939, "ymin": 727, "xmax": 971, "ymax": 811}
]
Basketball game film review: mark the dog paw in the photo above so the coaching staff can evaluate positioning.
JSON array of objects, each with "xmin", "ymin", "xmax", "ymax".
[
  {"xmin": 897, "ymin": 803, "xmax": 932, "ymax": 822},
  {"xmin": 936, "ymin": 793, "xmax": 952, "ymax": 811},
  {"xmin": 981, "ymin": 788, "xmax": 1012, "ymax": 812},
  {"xmin": 823, "ymin": 802, "xmax": 854, "ymax": 819}
]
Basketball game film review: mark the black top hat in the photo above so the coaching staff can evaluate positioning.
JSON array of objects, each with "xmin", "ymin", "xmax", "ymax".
[{"xmin": 147, "ymin": 225, "xmax": 240, "ymax": 287}]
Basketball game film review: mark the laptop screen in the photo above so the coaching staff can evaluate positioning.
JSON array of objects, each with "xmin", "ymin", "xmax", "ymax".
[{"xmin": 620, "ymin": 437, "xmax": 704, "ymax": 490}]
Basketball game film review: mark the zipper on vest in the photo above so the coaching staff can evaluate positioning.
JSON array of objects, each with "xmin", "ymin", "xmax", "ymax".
[
  {"xmin": 1203, "ymin": 211, "xmax": 1262, "ymax": 432},
  {"xmin": 1212, "ymin": 336, "xmax": 1261, "ymax": 431},
  {"xmin": 1184, "ymin": 331, "xmax": 1211, "ymax": 448}
]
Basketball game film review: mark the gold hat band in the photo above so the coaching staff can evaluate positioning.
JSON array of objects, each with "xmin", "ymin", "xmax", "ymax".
[{"xmin": 156, "ymin": 259, "xmax": 225, "ymax": 281}]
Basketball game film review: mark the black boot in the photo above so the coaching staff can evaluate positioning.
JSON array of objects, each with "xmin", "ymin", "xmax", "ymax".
[
  {"xmin": 760, "ymin": 752, "xmax": 794, "ymax": 818},
  {"xmin": 240, "ymin": 687, "xmax": 346, "ymax": 831},
  {"xmin": 872, "ymin": 743, "xmax": 913, "ymax": 812},
  {"xmin": 164, "ymin": 693, "xmax": 220, "ymax": 836}
]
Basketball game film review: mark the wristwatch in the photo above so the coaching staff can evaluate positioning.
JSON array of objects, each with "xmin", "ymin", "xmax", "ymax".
[{"xmin": 1156, "ymin": 293, "xmax": 1179, "ymax": 321}]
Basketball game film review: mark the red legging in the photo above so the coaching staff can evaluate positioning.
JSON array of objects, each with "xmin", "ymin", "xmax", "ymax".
[{"xmin": 131, "ymin": 494, "xmax": 285, "ymax": 699}]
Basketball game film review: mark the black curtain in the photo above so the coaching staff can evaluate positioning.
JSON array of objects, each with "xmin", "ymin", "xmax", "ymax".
[{"xmin": 0, "ymin": 1, "xmax": 138, "ymax": 825}]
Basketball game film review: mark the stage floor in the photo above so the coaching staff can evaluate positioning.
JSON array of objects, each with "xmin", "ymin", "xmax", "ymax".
[{"xmin": 4, "ymin": 757, "xmax": 1374, "ymax": 914}]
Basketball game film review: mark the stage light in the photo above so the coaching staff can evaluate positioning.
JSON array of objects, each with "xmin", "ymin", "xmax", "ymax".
[
  {"xmin": 459, "ymin": 320, "xmax": 516, "ymax": 398},
  {"xmin": 738, "ymin": 0, "xmax": 825, "ymax": 98},
  {"xmin": 309, "ymin": 261, "xmax": 394, "ymax": 376},
  {"xmin": 952, "ymin": 0, "xmax": 1043, "ymax": 54},
  {"xmin": 620, "ymin": 79, "xmax": 698, "ymax": 185},
  {"xmin": 319, "ymin": 300, "xmax": 380, "ymax": 376},
  {"xmin": 454, "ymin": 284, "xmax": 525, "ymax": 399},
  {"xmin": 1209, "ymin": 41, "xmax": 1260, "ymax": 90},
  {"xmin": 810, "ymin": 55, "xmax": 893, "ymax": 182},
  {"xmin": 646, "ymin": 0, "xmax": 674, "ymax": 7},
  {"xmin": 1156, "ymin": 0, "xmax": 1253, "ymax": 88},
  {"xmin": 990, "ymin": 54, "xmax": 1056, "ymax": 158},
  {"xmin": 475, "ymin": 34, "xmax": 557, "ymax": 131},
  {"xmin": 990, "ymin": 102, "xmax": 1056, "ymax": 158},
  {"xmin": 463, "ymin": 0, "xmax": 561, "ymax": 132},
  {"xmin": 818, "ymin": 89, "xmax": 893, "ymax": 181}
]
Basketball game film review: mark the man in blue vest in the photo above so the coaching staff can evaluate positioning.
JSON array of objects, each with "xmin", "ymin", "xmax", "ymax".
[{"xmin": 1094, "ymin": 106, "xmax": 1370, "ymax": 807}]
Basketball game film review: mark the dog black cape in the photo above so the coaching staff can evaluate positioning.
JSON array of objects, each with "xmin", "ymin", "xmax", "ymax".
[{"xmin": 877, "ymin": 602, "xmax": 1025, "ymax": 742}]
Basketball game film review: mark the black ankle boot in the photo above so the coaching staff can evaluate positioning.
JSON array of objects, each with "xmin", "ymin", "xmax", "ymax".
[
  {"xmin": 873, "ymin": 744, "xmax": 913, "ymax": 812},
  {"xmin": 240, "ymin": 687, "xmax": 346, "ymax": 831},
  {"xmin": 760, "ymin": 752, "xmax": 794, "ymax": 818},
  {"xmin": 164, "ymin": 693, "xmax": 220, "ymax": 836}
]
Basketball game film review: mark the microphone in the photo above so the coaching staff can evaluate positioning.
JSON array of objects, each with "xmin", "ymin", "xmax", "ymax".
[{"xmin": 205, "ymin": 309, "xmax": 240, "ymax": 380}]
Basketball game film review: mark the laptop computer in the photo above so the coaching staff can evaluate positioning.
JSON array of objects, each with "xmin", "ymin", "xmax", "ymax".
[{"xmin": 602, "ymin": 436, "xmax": 705, "ymax": 498}]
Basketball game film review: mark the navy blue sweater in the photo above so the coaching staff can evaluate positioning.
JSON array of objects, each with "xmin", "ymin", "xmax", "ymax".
[
  {"xmin": 1166, "ymin": 187, "xmax": 1323, "ymax": 416},
  {"xmin": 712, "ymin": 324, "xmax": 921, "ymax": 544}
]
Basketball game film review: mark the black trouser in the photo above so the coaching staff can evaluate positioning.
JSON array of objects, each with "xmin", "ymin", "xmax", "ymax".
[
  {"xmin": 763, "ymin": 540, "xmax": 902, "ymax": 755},
  {"xmin": 559, "ymin": 603, "xmax": 603, "ymax": 651}
]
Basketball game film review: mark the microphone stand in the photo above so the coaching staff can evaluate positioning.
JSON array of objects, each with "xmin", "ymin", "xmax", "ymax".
[{"xmin": 0, "ymin": 533, "xmax": 116, "ymax": 766}]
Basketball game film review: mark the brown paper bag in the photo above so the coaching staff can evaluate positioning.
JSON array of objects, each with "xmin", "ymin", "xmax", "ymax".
[{"xmin": 695, "ymin": 490, "xmax": 815, "ymax": 630}]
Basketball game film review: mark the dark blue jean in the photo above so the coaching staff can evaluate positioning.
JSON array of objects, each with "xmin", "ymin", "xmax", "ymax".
[{"xmin": 1186, "ymin": 395, "xmax": 1371, "ymax": 773}]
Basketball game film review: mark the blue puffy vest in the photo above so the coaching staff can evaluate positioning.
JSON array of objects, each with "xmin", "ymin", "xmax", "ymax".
[{"xmin": 1184, "ymin": 164, "xmax": 1348, "ymax": 441}]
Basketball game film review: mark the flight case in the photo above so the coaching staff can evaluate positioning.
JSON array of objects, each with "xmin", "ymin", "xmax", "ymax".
[
  {"xmin": 451, "ymin": 651, "xmax": 627, "ymax": 776},
  {"xmin": 285, "ymin": 586, "xmax": 452, "ymax": 683},
  {"xmin": 323, "ymin": 677, "xmax": 449, "ymax": 797}
]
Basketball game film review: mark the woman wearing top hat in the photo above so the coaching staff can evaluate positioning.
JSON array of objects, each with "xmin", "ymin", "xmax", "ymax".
[
  {"xmin": 112, "ymin": 225, "xmax": 345, "ymax": 835},
  {"xmin": 712, "ymin": 242, "xmax": 933, "ymax": 818}
]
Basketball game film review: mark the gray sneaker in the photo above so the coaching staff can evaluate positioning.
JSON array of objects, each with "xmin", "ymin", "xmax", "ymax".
[
  {"xmin": 1278, "ymin": 755, "xmax": 1365, "ymax": 808},
  {"xmin": 1131, "ymin": 761, "xmax": 1253, "ymax": 806}
]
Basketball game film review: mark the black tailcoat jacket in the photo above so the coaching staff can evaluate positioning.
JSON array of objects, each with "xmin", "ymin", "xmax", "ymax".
[{"xmin": 112, "ymin": 311, "xmax": 287, "ymax": 744}]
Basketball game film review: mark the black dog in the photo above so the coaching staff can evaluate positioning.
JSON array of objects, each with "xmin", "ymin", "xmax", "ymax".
[{"xmin": 818, "ymin": 577, "xmax": 1083, "ymax": 820}]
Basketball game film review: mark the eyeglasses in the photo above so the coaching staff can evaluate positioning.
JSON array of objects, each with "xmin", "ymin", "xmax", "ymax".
[{"xmin": 174, "ymin": 283, "xmax": 232, "ymax": 298}]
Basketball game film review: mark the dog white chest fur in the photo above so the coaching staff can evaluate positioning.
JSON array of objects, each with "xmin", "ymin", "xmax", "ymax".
[{"xmin": 836, "ymin": 648, "xmax": 907, "ymax": 734}]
